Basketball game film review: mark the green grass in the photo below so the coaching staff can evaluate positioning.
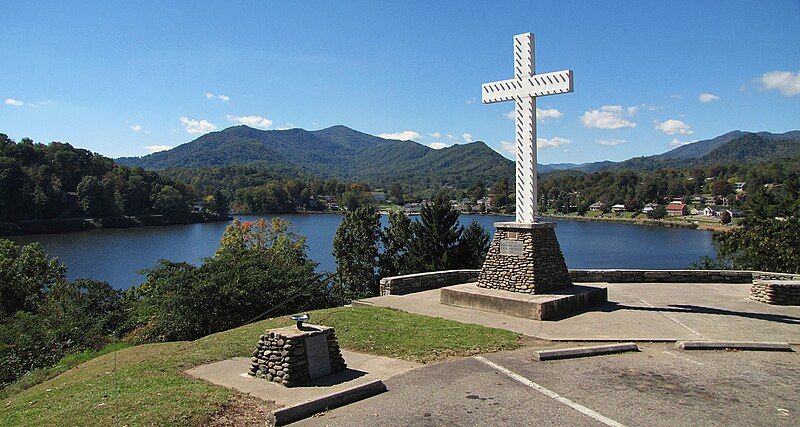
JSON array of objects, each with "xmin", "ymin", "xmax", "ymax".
[
  {"xmin": 585, "ymin": 210, "xmax": 603, "ymax": 217},
  {"xmin": 0, "ymin": 343, "xmax": 132, "ymax": 401},
  {"xmin": 0, "ymin": 306, "xmax": 521, "ymax": 426}
]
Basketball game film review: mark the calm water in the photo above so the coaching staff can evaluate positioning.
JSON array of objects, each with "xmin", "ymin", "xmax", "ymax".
[{"xmin": 11, "ymin": 214, "xmax": 715, "ymax": 290}]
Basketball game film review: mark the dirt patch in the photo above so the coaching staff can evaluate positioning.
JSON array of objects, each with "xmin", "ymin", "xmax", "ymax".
[{"xmin": 207, "ymin": 393, "xmax": 280, "ymax": 426}]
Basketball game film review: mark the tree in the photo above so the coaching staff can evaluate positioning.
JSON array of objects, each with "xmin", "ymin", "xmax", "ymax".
[
  {"xmin": 379, "ymin": 210, "xmax": 413, "ymax": 278},
  {"xmin": 453, "ymin": 221, "xmax": 490, "ymax": 268},
  {"xmin": 492, "ymin": 178, "xmax": 510, "ymax": 207},
  {"xmin": 153, "ymin": 185, "xmax": 188, "ymax": 216},
  {"xmin": 388, "ymin": 182, "xmax": 405, "ymax": 206},
  {"xmin": 408, "ymin": 198, "xmax": 463, "ymax": 271},
  {"xmin": 0, "ymin": 240, "xmax": 66, "ymax": 318},
  {"xmin": 332, "ymin": 207, "xmax": 380, "ymax": 302},
  {"xmin": 129, "ymin": 218, "xmax": 327, "ymax": 342},
  {"xmin": 711, "ymin": 218, "xmax": 800, "ymax": 273},
  {"xmin": 77, "ymin": 175, "xmax": 105, "ymax": 217},
  {"xmin": 647, "ymin": 205, "xmax": 667, "ymax": 219},
  {"xmin": 719, "ymin": 210, "xmax": 732, "ymax": 224}
]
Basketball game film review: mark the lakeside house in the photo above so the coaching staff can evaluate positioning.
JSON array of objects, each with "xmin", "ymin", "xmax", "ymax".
[
  {"xmin": 589, "ymin": 202, "xmax": 605, "ymax": 211},
  {"xmin": 702, "ymin": 205, "xmax": 743, "ymax": 218},
  {"xmin": 666, "ymin": 202, "xmax": 687, "ymax": 216},
  {"xmin": 611, "ymin": 204, "xmax": 626, "ymax": 213},
  {"xmin": 642, "ymin": 203, "xmax": 660, "ymax": 214}
]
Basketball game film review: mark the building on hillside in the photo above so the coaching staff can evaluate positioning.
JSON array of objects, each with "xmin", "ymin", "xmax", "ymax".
[
  {"xmin": 370, "ymin": 191, "xmax": 386, "ymax": 203},
  {"xmin": 734, "ymin": 182, "xmax": 746, "ymax": 192},
  {"xmin": 702, "ymin": 205, "xmax": 723, "ymax": 216},
  {"xmin": 641, "ymin": 203, "xmax": 660, "ymax": 214},
  {"xmin": 403, "ymin": 203, "xmax": 423, "ymax": 214},
  {"xmin": 589, "ymin": 202, "xmax": 605, "ymax": 211},
  {"xmin": 691, "ymin": 195, "xmax": 706, "ymax": 204},
  {"xmin": 666, "ymin": 202, "xmax": 687, "ymax": 216},
  {"xmin": 611, "ymin": 204, "xmax": 626, "ymax": 213}
]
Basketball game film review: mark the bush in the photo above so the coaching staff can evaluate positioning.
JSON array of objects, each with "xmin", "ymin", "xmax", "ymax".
[{"xmin": 127, "ymin": 218, "xmax": 332, "ymax": 342}]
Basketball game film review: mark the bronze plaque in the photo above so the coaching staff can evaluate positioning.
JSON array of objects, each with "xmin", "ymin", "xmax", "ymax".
[{"xmin": 499, "ymin": 239, "xmax": 524, "ymax": 255}]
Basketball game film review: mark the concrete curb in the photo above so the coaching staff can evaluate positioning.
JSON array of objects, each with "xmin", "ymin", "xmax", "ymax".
[
  {"xmin": 535, "ymin": 343, "xmax": 640, "ymax": 361},
  {"xmin": 676, "ymin": 341, "xmax": 794, "ymax": 351},
  {"xmin": 269, "ymin": 379, "xmax": 387, "ymax": 426}
]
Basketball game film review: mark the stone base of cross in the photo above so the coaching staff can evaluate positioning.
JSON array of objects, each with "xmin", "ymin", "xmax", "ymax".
[{"xmin": 477, "ymin": 32, "xmax": 574, "ymax": 294}]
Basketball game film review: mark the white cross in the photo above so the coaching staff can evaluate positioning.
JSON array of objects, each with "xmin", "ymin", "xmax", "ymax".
[{"xmin": 482, "ymin": 33, "xmax": 573, "ymax": 223}]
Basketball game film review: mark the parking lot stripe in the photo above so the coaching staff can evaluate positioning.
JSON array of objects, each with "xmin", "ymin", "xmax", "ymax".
[{"xmin": 474, "ymin": 356, "xmax": 626, "ymax": 427}]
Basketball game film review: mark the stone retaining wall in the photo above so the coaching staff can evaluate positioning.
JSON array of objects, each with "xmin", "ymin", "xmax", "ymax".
[
  {"xmin": 750, "ymin": 280, "xmax": 800, "ymax": 305},
  {"xmin": 379, "ymin": 270, "xmax": 480, "ymax": 296},
  {"xmin": 378, "ymin": 269, "xmax": 800, "ymax": 295}
]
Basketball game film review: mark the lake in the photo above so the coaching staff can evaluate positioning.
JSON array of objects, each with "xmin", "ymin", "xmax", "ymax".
[{"xmin": 11, "ymin": 214, "xmax": 716, "ymax": 290}]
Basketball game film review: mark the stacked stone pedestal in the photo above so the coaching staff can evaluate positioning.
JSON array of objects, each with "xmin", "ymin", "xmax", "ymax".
[
  {"xmin": 477, "ymin": 222, "xmax": 572, "ymax": 293},
  {"xmin": 442, "ymin": 221, "xmax": 607, "ymax": 320},
  {"xmin": 248, "ymin": 324, "xmax": 346, "ymax": 387}
]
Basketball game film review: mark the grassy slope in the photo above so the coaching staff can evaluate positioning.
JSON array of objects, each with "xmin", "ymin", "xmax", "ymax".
[{"xmin": 1, "ymin": 306, "xmax": 521, "ymax": 426}]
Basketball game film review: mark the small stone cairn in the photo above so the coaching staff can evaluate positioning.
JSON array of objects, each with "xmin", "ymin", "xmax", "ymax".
[{"xmin": 248, "ymin": 317, "xmax": 345, "ymax": 387}]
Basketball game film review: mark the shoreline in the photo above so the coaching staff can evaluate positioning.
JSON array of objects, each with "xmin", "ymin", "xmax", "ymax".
[
  {"xmin": 1, "ymin": 214, "xmax": 232, "ymax": 237},
  {"xmin": 541, "ymin": 213, "xmax": 733, "ymax": 232}
]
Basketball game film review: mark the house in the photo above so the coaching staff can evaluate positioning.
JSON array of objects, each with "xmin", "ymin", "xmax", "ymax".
[
  {"xmin": 611, "ymin": 204, "xmax": 626, "ymax": 213},
  {"xmin": 403, "ymin": 203, "xmax": 422, "ymax": 214},
  {"xmin": 734, "ymin": 182, "xmax": 746, "ymax": 192},
  {"xmin": 589, "ymin": 202, "xmax": 605, "ymax": 211},
  {"xmin": 702, "ymin": 205, "xmax": 723, "ymax": 217},
  {"xmin": 642, "ymin": 203, "xmax": 660, "ymax": 213},
  {"xmin": 666, "ymin": 202, "xmax": 687, "ymax": 216}
]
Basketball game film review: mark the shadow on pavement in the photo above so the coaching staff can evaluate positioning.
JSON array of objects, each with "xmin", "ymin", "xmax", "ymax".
[{"xmin": 599, "ymin": 302, "xmax": 800, "ymax": 325}]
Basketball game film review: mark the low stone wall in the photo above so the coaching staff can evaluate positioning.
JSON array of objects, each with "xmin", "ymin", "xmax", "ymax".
[
  {"xmin": 248, "ymin": 324, "xmax": 345, "ymax": 387},
  {"xmin": 379, "ymin": 270, "xmax": 480, "ymax": 296},
  {"xmin": 750, "ymin": 280, "xmax": 800, "ymax": 305},
  {"xmin": 378, "ymin": 268, "xmax": 800, "ymax": 295}
]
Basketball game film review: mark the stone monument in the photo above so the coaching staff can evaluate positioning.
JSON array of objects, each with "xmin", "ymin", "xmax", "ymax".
[
  {"xmin": 248, "ymin": 314, "xmax": 346, "ymax": 387},
  {"xmin": 441, "ymin": 32, "xmax": 607, "ymax": 320}
]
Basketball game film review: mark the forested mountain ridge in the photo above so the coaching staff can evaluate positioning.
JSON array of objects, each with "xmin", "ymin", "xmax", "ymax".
[
  {"xmin": 118, "ymin": 125, "xmax": 800, "ymax": 183},
  {"xmin": 117, "ymin": 125, "xmax": 515, "ymax": 189}
]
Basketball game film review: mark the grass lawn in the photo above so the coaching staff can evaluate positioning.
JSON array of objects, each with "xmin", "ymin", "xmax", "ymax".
[
  {"xmin": 585, "ymin": 210, "xmax": 603, "ymax": 217},
  {"xmin": 0, "ymin": 306, "xmax": 521, "ymax": 426}
]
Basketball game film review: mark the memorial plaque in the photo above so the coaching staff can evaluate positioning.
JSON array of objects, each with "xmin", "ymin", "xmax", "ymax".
[
  {"xmin": 304, "ymin": 333, "xmax": 332, "ymax": 379},
  {"xmin": 499, "ymin": 239, "xmax": 524, "ymax": 255}
]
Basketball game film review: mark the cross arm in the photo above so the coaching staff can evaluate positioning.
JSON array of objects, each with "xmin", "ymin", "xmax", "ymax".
[{"xmin": 482, "ymin": 69, "xmax": 573, "ymax": 104}]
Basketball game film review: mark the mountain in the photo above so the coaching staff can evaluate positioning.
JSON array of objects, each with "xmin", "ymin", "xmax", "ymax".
[
  {"xmin": 117, "ymin": 125, "xmax": 514, "ymax": 187},
  {"xmin": 117, "ymin": 126, "xmax": 800, "ymax": 186}
]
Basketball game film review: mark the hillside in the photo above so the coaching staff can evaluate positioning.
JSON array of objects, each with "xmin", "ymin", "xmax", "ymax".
[{"xmin": 118, "ymin": 125, "xmax": 515, "ymax": 187}]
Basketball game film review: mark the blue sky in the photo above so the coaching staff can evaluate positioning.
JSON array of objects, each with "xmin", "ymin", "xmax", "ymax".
[{"xmin": 1, "ymin": 1, "xmax": 799, "ymax": 163}]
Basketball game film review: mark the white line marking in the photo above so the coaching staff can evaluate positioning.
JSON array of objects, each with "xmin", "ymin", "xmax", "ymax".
[
  {"xmin": 661, "ymin": 350, "xmax": 706, "ymax": 366},
  {"xmin": 474, "ymin": 356, "xmax": 626, "ymax": 427},
  {"xmin": 619, "ymin": 288, "xmax": 707, "ymax": 339}
]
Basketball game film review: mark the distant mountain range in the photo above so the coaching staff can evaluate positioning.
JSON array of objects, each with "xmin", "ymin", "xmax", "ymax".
[{"xmin": 117, "ymin": 126, "xmax": 800, "ymax": 185}]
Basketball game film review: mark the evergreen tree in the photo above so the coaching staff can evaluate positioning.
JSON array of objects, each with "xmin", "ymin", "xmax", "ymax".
[
  {"xmin": 408, "ymin": 198, "xmax": 463, "ymax": 271},
  {"xmin": 453, "ymin": 221, "xmax": 490, "ymax": 268},
  {"xmin": 379, "ymin": 210, "xmax": 413, "ymax": 277},
  {"xmin": 332, "ymin": 206, "xmax": 380, "ymax": 302}
]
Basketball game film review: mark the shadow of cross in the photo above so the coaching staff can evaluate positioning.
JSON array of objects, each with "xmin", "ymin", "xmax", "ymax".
[{"xmin": 482, "ymin": 32, "xmax": 573, "ymax": 223}]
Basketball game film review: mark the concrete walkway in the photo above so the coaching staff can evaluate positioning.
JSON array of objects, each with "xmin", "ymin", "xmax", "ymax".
[
  {"xmin": 354, "ymin": 283, "xmax": 800, "ymax": 343},
  {"xmin": 185, "ymin": 350, "xmax": 420, "ymax": 407}
]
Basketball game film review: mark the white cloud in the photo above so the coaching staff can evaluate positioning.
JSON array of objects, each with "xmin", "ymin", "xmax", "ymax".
[
  {"xmin": 446, "ymin": 134, "xmax": 454, "ymax": 140},
  {"xmin": 179, "ymin": 117, "xmax": 218, "ymax": 135},
  {"xmin": 429, "ymin": 142, "xmax": 449, "ymax": 149},
  {"xmin": 378, "ymin": 130, "xmax": 422, "ymax": 141},
  {"xmin": 130, "ymin": 124, "xmax": 142, "ymax": 132},
  {"xmin": 144, "ymin": 145, "xmax": 173, "ymax": 153},
  {"xmin": 205, "ymin": 92, "xmax": 230, "ymax": 101},
  {"xmin": 596, "ymin": 138, "xmax": 627, "ymax": 146},
  {"xmin": 656, "ymin": 119, "xmax": 693, "ymax": 135},
  {"xmin": 275, "ymin": 123, "xmax": 295, "ymax": 130},
  {"xmin": 669, "ymin": 94, "xmax": 682, "ymax": 100},
  {"xmin": 429, "ymin": 132, "xmax": 441, "ymax": 138},
  {"xmin": 669, "ymin": 139, "xmax": 696, "ymax": 147},
  {"xmin": 580, "ymin": 105, "xmax": 636, "ymax": 129},
  {"xmin": 537, "ymin": 136, "xmax": 572, "ymax": 149},
  {"xmin": 226, "ymin": 114, "xmax": 273, "ymax": 129},
  {"xmin": 506, "ymin": 107, "xmax": 564, "ymax": 121},
  {"xmin": 626, "ymin": 106, "xmax": 638, "ymax": 115},
  {"xmin": 466, "ymin": 97, "xmax": 476, "ymax": 104},
  {"xmin": 4, "ymin": 98, "xmax": 24, "ymax": 106},
  {"xmin": 462, "ymin": 133, "xmax": 473, "ymax": 143},
  {"xmin": 500, "ymin": 141, "xmax": 515, "ymax": 154},
  {"xmin": 698, "ymin": 93, "xmax": 721, "ymax": 103},
  {"xmin": 759, "ymin": 70, "xmax": 800, "ymax": 97}
]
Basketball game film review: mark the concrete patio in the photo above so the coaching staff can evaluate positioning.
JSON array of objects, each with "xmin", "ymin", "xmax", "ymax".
[{"xmin": 354, "ymin": 282, "xmax": 800, "ymax": 343}]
